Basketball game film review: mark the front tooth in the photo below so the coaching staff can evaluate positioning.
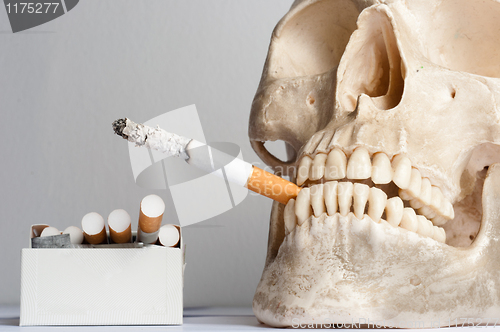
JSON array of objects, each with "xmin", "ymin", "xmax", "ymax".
[
  {"xmin": 297, "ymin": 156, "xmax": 312, "ymax": 186},
  {"xmin": 325, "ymin": 148, "xmax": 347, "ymax": 180},
  {"xmin": 368, "ymin": 187, "xmax": 387, "ymax": 222},
  {"xmin": 371, "ymin": 152, "xmax": 393, "ymax": 184},
  {"xmin": 284, "ymin": 199, "xmax": 296, "ymax": 235},
  {"xmin": 392, "ymin": 155, "xmax": 412, "ymax": 189},
  {"xmin": 310, "ymin": 184, "xmax": 326, "ymax": 217},
  {"xmin": 400, "ymin": 208, "xmax": 418, "ymax": 232},
  {"xmin": 400, "ymin": 168, "xmax": 422, "ymax": 200},
  {"xmin": 295, "ymin": 187, "xmax": 312, "ymax": 225},
  {"xmin": 347, "ymin": 147, "xmax": 371, "ymax": 180},
  {"xmin": 353, "ymin": 183, "xmax": 370, "ymax": 219},
  {"xmin": 310, "ymin": 154, "xmax": 327, "ymax": 181},
  {"xmin": 430, "ymin": 186, "xmax": 443, "ymax": 212},
  {"xmin": 433, "ymin": 226, "xmax": 446, "ymax": 243},
  {"xmin": 338, "ymin": 182, "xmax": 354, "ymax": 216},
  {"xmin": 417, "ymin": 215, "xmax": 434, "ymax": 238},
  {"xmin": 386, "ymin": 197, "xmax": 404, "ymax": 227},
  {"xmin": 324, "ymin": 181, "xmax": 338, "ymax": 215}
]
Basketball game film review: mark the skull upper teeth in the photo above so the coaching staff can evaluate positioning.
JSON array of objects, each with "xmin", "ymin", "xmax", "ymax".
[{"xmin": 288, "ymin": 148, "xmax": 455, "ymax": 244}]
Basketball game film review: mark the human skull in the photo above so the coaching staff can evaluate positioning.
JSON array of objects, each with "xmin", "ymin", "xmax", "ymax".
[{"xmin": 249, "ymin": 0, "xmax": 500, "ymax": 327}]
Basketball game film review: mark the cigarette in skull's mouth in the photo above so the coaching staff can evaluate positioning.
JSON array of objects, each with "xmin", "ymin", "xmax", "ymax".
[
  {"xmin": 112, "ymin": 118, "xmax": 301, "ymax": 205},
  {"xmin": 108, "ymin": 209, "xmax": 132, "ymax": 243},
  {"xmin": 137, "ymin": 194, "xmax": 165, "ymax": 244},
  {"xmin": 81, "ymin": 212, "xmax": 108, "ymax": 244}
]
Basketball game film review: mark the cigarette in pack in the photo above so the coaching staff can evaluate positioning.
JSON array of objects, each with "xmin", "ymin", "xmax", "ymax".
[
  {"xmin": 112, "ymin": 118, "xmax": 301, "ymax": 205},
  {"xmin": 137, "ymin": 194, "xmax": 165, "ymax": 244},
  {"xmin": 158, "ymin": 224, "xmax": 180, "ymax": 247},
  {"xmin": 108, "ymin": 209, "xmax": 132, "ymax": 243},
  {"xmin": 81, "ymin": 212, "xmax": 108, "ymax": 244}
]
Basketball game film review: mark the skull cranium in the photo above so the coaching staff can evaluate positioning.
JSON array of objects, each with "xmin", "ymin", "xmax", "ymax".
[{"xmin": 249, "ymin": 0, "xmax": 500, "ymax": 327}]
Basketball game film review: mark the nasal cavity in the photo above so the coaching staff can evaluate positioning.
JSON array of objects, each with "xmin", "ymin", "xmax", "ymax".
[{"xmin": 339, "ymin": 9, "xmax": 405, "ymax": 112}]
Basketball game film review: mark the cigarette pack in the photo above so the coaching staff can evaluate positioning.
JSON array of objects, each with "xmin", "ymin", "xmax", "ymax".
[{"xmin": 20, "ymin": 225, "xmax": 184, "ymax": 326}]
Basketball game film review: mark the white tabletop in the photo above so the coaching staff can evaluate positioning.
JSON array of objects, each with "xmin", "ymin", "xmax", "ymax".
[{"xmin": 1, "ymin": 305, "xmax": 497, "ymax": 331}]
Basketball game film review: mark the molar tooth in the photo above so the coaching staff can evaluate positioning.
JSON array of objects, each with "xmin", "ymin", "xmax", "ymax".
[
  {"xmin": 371, "ymin": 152, "xmax": 392, "ymax": 184},
  {"xmin": 310, "ymin": 153, "xmax": 327, "ymax": 181},
  {"xmin": 368, "ymin": 187, "xmax": 387, "ymax": 223},
  {"xmin": 409, "ymin": 198, "xmax": 423, "ymax": 210},
  {"xmin": 386, "ymin": 197, "xmax": 404, "ymax": 227},
  {"xmin": 419, "ymin": 178, "xmax": 432, "ymax": 206},
  {"xmin": 353, "ymin": 183, "xmax": 369, "ymax": 219},
  {"xmin": 284, "ymin": 199, "xmax": 296, "ymax": 235},
  {"xmin": 431, "ymin": 215, "xmax": 448, "ymax": 226},
  {"xmin": 295, "ymin": 187, "xmax": 312, "ymax": 225},
  {"xmin": 324, "ymin": 181, "xmax": 338, "ymax": 215},
  {"xmin": 400, "ymin": 168, "xmax": 422, "ymax": 200},
  {"xmin": 325, "ymin": 148, "xmax": 347, "ymax": 180},
  {"xmin": 400, "ymin": 208, "xmax": 418, "ymax": 232},
  {"xmin": 392, "ymin": 155, "xmax": 412, "ymax": 189},
  {"xmin": 418, "ymin": 205, "xmax": 437, "ymax": 219},
  {"xmin": 432, "ymin": 226, "xmax": 446, "ymax": 243},
  {"xmin": 296, "ymin": 156, "xmax": 312, "ymax": 186},
  {"xmin": 417, "ymin": 215, "xmax": 434, "ymax": 238},
  {"xmin": 444, "ymin": 200, "xmax": 455, "ymax": 220},
  {"xmin": 310, "ymin": 184, "xmax": 326, "ymax": 217},
  {"xmin": 430, "ymin": 186, "xmax": 443, "ymax": 213},
  {"xmin": 346, "ymin": 147, "xmax": 371, "ymax": 180},
  {"xmin": 338, "ymin": 182, "xmax": 354, "ymax": 216}
]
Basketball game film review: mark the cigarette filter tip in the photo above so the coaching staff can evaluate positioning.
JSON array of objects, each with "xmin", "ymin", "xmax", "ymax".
[{"xmin": 81, "ymin": 212, "xmax": 107, "ymax": 244}]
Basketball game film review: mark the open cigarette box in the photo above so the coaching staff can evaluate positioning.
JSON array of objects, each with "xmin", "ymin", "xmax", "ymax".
[{"xmin": 20, "ymin": 225, "xmax": 184, "ymax": 326}]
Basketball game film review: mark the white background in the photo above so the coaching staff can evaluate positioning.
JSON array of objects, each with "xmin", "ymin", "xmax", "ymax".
[{"xmin": 0, "ymin": 0, "xmax": 292, "ymax": 306}]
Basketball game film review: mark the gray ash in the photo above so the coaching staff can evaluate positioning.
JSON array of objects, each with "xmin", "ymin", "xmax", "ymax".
[{"xmin": 112, "ymin": 118, "xmax": 128, "ymax": 139}]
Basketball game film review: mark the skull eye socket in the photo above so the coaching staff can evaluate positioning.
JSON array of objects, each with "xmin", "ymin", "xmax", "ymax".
[
  {"xmin": 269, "ymin": 0, "xmax": 359, "ymax": 79},
  {"xmin": 419, "ymin": 0, "xmax": 500, "ymax": 78}
]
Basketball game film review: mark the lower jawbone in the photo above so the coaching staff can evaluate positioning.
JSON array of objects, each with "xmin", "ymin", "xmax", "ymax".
[{"xmin": 253, "ymin": 162, "xmax": 500, "ymax": 328}]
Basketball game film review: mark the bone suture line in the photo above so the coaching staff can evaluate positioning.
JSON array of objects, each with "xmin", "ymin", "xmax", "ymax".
[
  {"xmin": 112, "ymin": 118, "xmax": 301, "ymax": 205},
  {"xmin": 81, "ymin": 212, "xmax": 108, "ymax": 244}
]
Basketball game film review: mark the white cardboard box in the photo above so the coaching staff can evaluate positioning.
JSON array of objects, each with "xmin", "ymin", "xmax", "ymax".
[{"xmin": 20, "ymin": 225, "xmax": 184, "ymax": 326}]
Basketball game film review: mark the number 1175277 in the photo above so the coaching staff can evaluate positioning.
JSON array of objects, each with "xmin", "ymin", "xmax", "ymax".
[{"xmin": 6, "ymin": 2, "xmax": 60, "ymax": 14}]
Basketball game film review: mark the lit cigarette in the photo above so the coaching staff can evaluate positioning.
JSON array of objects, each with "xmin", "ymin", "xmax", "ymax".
[
  {"xmin": 81, "ymin": 212, "xmax": 107, "ymax": 244},
  {"xmin": 63, "ymin": 226, "xmax": 84, "ymax": 244},
  {"xmin": 137, "ymin": 194, "xmax": 165, "ymax": 244},
  {"xmin": 158, "ymin": 224, "xmax": 180, "ymax": 247},
  {"xmin": 40, "ymin": 226, "xmax": 60, "ymax": 237},
  {"xmin": 108, "ymin": 209, "xmax": 132, "ymax": 243},
  {"xmin": 112, "ymin": 118, "xmax": 301, "ymax": 205}
]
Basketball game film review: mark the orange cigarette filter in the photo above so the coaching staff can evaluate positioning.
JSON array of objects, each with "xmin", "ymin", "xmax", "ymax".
[
  {"xmin": 110, "ymin": 224, "xmax": 132, "ymax": 244},
  {"xmin": 246, "ymin": 166, "xmax": 301, "ymax": 205},
  {"xmin": 81, "ymin": 212, "xmax": 108, "ymax": 244}
]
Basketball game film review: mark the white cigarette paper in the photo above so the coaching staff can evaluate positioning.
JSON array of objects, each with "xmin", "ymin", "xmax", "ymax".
[{"xmin": 121, "ymin": 119, "xmax": 253, "ymax": 188}]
